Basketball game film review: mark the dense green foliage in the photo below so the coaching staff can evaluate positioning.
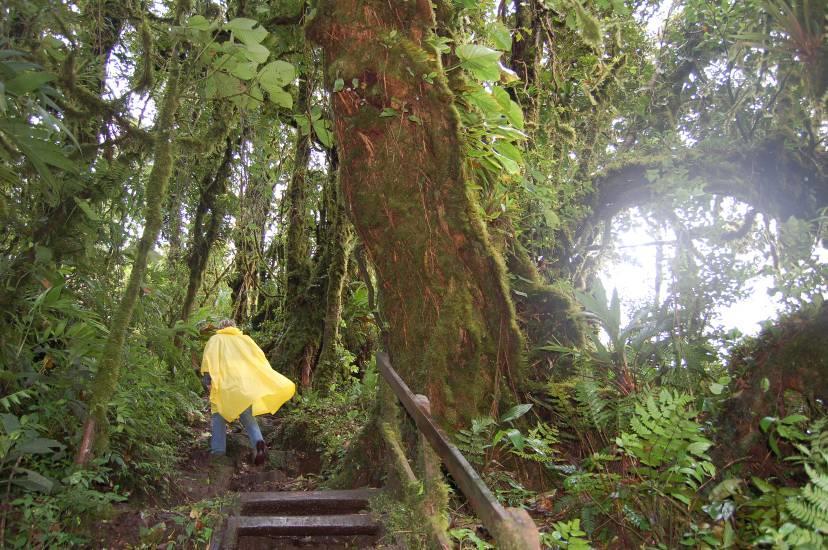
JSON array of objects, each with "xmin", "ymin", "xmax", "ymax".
[{"xmin": 0, "ymin": 0, "xmax": 825, "ymax": 547}]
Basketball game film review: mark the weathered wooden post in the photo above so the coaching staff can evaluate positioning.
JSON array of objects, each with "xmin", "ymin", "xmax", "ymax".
[{"xmin": 414, "ymin": 394, "xmax": 451, "ymax": 549}]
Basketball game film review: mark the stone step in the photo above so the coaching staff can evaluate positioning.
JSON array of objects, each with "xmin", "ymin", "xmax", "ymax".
[
  {"xmin": 240, "ymin": 488, "xmax": 380, "ymax": 516},
  {"xmin": 228, "ymin": 513, "xmax": 380, "ymax": 539}
]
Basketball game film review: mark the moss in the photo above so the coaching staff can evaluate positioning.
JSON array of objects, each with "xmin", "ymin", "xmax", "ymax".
[
  {"xmin": 716, "ymin": 302, "xmax": 828, "ymax": 470},
  {"xmin": 308, "ymin": 0, "xmax": 524, "ymax": 428},
  {"xmin": 180, "ymin": 129, "xmax": 237, "ymax": 323},
  {"xmin": 80, "ymin": 47, "xmax": 184, "ymax": 462}
]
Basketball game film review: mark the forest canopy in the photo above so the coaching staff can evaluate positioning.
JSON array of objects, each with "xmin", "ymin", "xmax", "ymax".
[{"xmin": 0, "ymin": 0, "xmax": 826, "ymax": 547}]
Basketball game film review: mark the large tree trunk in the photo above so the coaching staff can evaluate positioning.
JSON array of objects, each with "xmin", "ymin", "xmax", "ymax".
[
  {"xmin": 76, "ymin": 48, "xmax": 184, "ymax": 465},
  {"xmin": 308, "ymin": 0, "xmax": 523, "ymax": 426}
]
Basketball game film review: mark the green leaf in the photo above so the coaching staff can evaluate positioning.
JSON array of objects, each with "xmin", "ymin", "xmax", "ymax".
[
  {"xmin": 489, "ymin": 20, "xmax": 512, "ymax": 51},
  {"xmin": 0, "ymin": 413, "xmax": 20, "ymax": 433},
  {"xmin": 759, "ymin": 416, "xmax": 776, "ymax": 433},
  {"xmin": 493, "ymin": 140, "xmax": 522, "ymax": 163},
  {"xmin": 225, "ymin": 17, "xmax": 258, "ymax": 32},
  {"xmin": 265, "ymin": 86, "xmax": 292, "ymax": 108},
  {"xmin": 466, "ymin": 89, "xmax": 502, "ymax": 116},
  {"xmin": 187, "ymin": 15, "xmax": 212, "ymax": 31},
  {"xmin": 379, "ymin": 107, "xmax": 398, "ymax": 117},
  {"xmin": 781, "ymin": 414, "xmax": 808, "ymax": 425},
  {"xmin": 259, "ymin": 60, "xmax": 295, "ymax": 88},
  {"xmin": 760, "ymin": 377, "xmax": 770, "ymax": 392},
  {"xmin": 687, "ymin": 440, "xmax": 712, "ymax": 456},
  {"xmin": 73, "ymin": 197, "xmax": 99, "ymax": 221},
  {"xmin": 206, "ymin": 72, "xmax": 244, "ymax": 99},
  {"xmin": 456, "ymin": 44, "xmax": 502, "ymax": 81},
  {"xmin": 11, "ymin": 468, "xmax": 54, "ymax": 493},
  {"xmin": 752, "ymin": 476, "xmax": 775, "ymax": 493},
  {"xmin": 501, "ymin": 403, "xmax": 532, "ymax": 423},
  {"xmin": 504, "ymin": 428, "xmax": 525, "ymax": 451},
  {"xmin": 491, "ymin": 86, "xmax": 511, "ymax": 110},
  {"xmin": 17, "ymin": 437, "xmax": 63, "ymax": 455},
  {"xmin": 504, "ymin": 99, "xmax": 524, "ymax": 129},
  {"xmin": 242, "ymin": 43, "xmax": 269, "ymax": 64},
  {"xmin": 709, "ymin": 383, "xmax": 724, "ymax": 395},
  {"xmin": 5, "ymin": 71, "xmax": 55, "ymax": 96},
  {"xmin": 709, "ymin": 478, "xmax": 743, "ymax": 501},
  {"xmin": 671, "ymin": 492, "xmax": 691, "ymax": 506},
  {"xmin": 230, "ymin": 61, "xmax": 258, "ymax": 80},
  {"xmin": 333, "ymin": 78, "xmax": 345, "ymax": 92},
  {"xmin": 234, "ymin": 25, "xmax": 268, "ymax": 46},
  {"xmin": 769, "ymin": 433, "xmax": 780, "ymax": 456},
  {"xmin": 294, "ymin": 114, "xmax": 310, "ymax": 135},
  {"xmin": 312, "ymin": 119, "xmax": 333, "ymax": 148}
]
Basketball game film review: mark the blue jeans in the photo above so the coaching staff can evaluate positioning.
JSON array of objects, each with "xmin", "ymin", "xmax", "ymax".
[{"xmin": 210, "ymin": 406, "xmax": 263, "ymax": 455}]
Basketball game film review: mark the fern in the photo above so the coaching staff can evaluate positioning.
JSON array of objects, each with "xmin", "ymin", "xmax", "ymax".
[
  {"xmin": 455, "ymin": 416, "xmax": 496, "ymax": 465},
  {"xmin": 574, "ymin": 378, "xmax": 613, "ymax": 432},
  {"xmin": 616, "ymin": 389, "xmax": 715, "ymax": 492},
  {"xmin": 755, "ymin": 419, "xmax": 828, "ymax": 546},
  {"xmin": 786, "ymin": 427, "xmax": 828, "ymax": 535}
]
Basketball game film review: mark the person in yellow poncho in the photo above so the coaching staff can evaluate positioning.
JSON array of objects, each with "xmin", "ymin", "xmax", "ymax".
[{"xmin": 201, "ymin": 319, "xmax": 295, "ymax": 465}]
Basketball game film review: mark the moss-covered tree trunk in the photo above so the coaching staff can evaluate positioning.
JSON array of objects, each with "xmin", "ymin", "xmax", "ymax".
[
  {"xmin": 308, "ymin": 0, "xmax": 523, "ymax": 426},
  {"xmin": 179, "ymin": 135, "xmax": 235, "ymax": 323},
  {"xmin": 314, "ymin": 152, "xmax": 355, "ymax": 388},
  {"xmin": 76, "ymin": 52, "xmax": 184, "ymax": 465},
  {"xmin": 276, "ymin": 73, "xmax": 322, "ymax": 385}
]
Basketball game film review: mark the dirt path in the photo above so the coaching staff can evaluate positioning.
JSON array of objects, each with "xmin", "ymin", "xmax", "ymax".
[{"xmin": 93, "ymin": 409, "xmax": 324, "ymax": 548}]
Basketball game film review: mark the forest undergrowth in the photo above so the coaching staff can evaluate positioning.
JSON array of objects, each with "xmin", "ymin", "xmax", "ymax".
[{"xmin": 2, "ymin": 0, "xmax": 827, "ymax": 548}]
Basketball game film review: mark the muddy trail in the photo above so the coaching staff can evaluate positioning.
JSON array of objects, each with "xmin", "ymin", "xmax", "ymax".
[{"xmin": 92, "ymin": 409, "xmax": 386, "ymax": 549}]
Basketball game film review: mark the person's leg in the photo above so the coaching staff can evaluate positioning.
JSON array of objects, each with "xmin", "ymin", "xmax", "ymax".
[
  {"xmin": 210, "ymin": 412, "xmax": 227, "ymax": 455},
  {"xmin": 238, "ymin": 406, "xmax": 263, "ymax": 447},
  {"xmin": 239, "ymin": 406, "xmax": 267, "ymax": 465}
]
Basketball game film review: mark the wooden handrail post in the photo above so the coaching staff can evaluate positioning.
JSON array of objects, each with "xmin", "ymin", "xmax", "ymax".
[
  {"xmin": 377, "ymin": 353, "xmax": 540, "ymax": 550},
  {"xmin": 414, "ymin": 395, "xmax": 451, "ymax": 549}
]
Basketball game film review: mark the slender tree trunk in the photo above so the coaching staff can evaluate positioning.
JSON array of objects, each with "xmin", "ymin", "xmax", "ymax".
[
  {"xmin": 76, "ymin": 51, "xmax": 184, "ymax": 465},
  {"xmin": 276, "ymin": 71, "xmax": 321, "ymax": 385},
  {"xmin": 315, "ymin": 153, "xmax": 355, "ymax": 388},
  {"xmin": 308, "ymin": 0, "xmax": 523, "ymax": 426},
  {"xmin": 179, "ymin": 136, "xmax": 236, "ymax": 323}
]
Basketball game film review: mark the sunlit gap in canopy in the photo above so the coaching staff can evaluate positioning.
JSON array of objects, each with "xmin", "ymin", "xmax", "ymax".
[{"xmin": 598, "ymin": 201, "xmax": 827, "ymax": 340}]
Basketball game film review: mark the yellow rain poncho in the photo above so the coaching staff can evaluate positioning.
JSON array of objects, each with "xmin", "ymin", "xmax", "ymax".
[{"xmin": 201, "ymin": 327, "xmax": 295, "ymax": 422}]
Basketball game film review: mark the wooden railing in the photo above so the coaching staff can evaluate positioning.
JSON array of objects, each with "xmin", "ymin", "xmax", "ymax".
[{"xmin": 377, "ymin": 352, "xmax": 540, "ymax": 550}]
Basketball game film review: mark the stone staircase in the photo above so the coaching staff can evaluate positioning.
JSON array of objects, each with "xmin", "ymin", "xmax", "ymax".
[{"xmin": 215, "ymin": 488, "xmax": 382, "ymax": 548}]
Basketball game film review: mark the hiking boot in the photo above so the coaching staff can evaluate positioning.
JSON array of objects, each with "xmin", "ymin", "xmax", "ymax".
[{"xmin": 254, "ymin": 440, "xmax": 267, "ymax": 466}]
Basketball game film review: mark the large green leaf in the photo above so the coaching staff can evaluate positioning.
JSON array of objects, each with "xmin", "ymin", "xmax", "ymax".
[
  {"xmin": 5, "ymin": 70, "xmax": 55, "ymax": 96},
  {"xmin": 265, "ymin": 86, "xmax": 292, "ymax": 108},
  {"xmin": 225, "ymin": 17, "xmax": 258, "ymax": 32},
  {"xmin": 230, "ymin": 61, "xmax": 258, "ymax": 80},
  {"xmin": 259, "ymin": 60, "xmax": 295, "ymax": 88},
  {"xmin": 234, "ymin": 25, "xmax": 268, "ymax": 47},
  {"xmin": 206, "ymin": 72, "xmax": 244, "ymax": 99},
  {"xmin": 489, "ymin": 20, "xmax": 512, "ymax": 52},
  {"xmin": 242, "ymin": 43, "xmax": 269, "ymax": 64},
  {"xmin": 187, "ymin": 15, "xmax": 212, "ymax": 31},
  {"xmin": 11, "ymin": 467, "xmax": 54, "ymax": 493},
  {"xmin": 456, "ymin": 44, "xmax": 502, "ymax": 81},
  {"xmin": 312, "ymin": 119, "xmax": 333, "ymax": 148},
  {"xmin": 17, "ymin": 437, "xmax": 63, "ymax": 455},
  {"xmin": 501, "ymin": 403, "xmax": 532, "ymax": 423}
]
